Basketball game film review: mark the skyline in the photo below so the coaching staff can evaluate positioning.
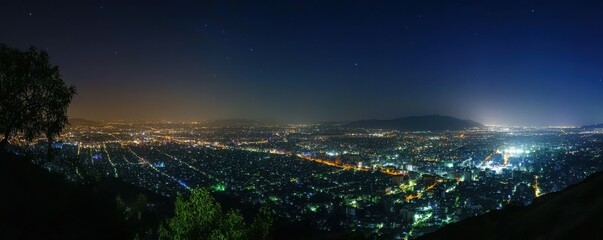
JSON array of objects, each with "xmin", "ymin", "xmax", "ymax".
[
  {"xmin": 67, "ymin": 115, "xmax": 589, "ymax": 128},
  {"xmin": 2, "ymin": 1, "xmax": 603, "ymax": 125},
  {"xmin": 21, "ymin": 117, "xmax": 603, "ymax": 239}
]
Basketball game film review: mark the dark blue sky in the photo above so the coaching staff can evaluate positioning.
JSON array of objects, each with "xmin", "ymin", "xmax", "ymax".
[{"xmin": 2, "ymin": 0, "xmax": 602, "ymax": 125}]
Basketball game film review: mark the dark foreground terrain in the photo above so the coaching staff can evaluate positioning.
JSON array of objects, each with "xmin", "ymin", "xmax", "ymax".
[
  {"xmin": 3, "ymin": 147, "xmax": 602, "ymax": 240},
  {"xmin": 0, "ymin": 150, "xmax": 164, "ymax": 239},
  {"xmin": 0, "ymin": 149, "xmax": 354, "ymax": 240},
  {"xmin": 421, "ymin": 171, "xmax": 603, "ymax": 240}
]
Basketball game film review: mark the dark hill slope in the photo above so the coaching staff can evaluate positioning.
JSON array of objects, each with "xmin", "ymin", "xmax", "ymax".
[
  {"xmin": 68, "ymin": 118, "xmax": 102, "ymax": 126},
  {"xmin": 0, "ymin": 151, "xmax": 162, "ymax": 239},
  {"xmin": 346, "ymin": 115, "xmax": 483, "ymax": 131},
  {"xmin": 420, "ymin": 171, "xmax": 603, "ymax": 240},
  {"xmin": 0, "ymin": 149, "xmax": 358, "ymax": 240}
]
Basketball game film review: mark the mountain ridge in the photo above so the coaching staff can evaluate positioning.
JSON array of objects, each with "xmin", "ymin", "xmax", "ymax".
[
  {"xmin": 582, "ymin": 123, "xmax": 603, "ymax": 129},
  {"xmin": 346, "ymin": 115, "xmax": 484, "ymax": 131}
]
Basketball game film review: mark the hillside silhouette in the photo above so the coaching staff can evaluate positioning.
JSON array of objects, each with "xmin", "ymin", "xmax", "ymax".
[
  {"xmin": 346, "ymin": 115, "xmax": 484, "ymax": 131},
  {"xmin": 0, "ymin": 150, "xmax": 164, "ymax": 239},
  {"xmin": 420, "ymin": 171, "xmax": 603, "ymax": 240},
  {"xmin": 582, "ymin": 123, "xmax": 603, "ymax": 129}
]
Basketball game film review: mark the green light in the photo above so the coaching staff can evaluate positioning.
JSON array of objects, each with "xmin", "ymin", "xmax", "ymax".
[{"xmin": 212, "ymin": 184, "xmax": 226, "ymax": 192}]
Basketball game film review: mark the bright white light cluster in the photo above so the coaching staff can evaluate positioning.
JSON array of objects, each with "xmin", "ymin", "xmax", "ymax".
[{"xmin": 503, "ymin": 147, "xmax": 531, "ymax": 157}]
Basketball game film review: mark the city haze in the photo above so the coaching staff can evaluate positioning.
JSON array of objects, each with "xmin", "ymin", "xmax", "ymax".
[{"xmin": 2, "ymin": 1, "xmax": 603, "ymax": 125}]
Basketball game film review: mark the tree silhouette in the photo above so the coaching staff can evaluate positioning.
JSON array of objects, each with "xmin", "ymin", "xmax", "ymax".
[
  {"xmin": 159, "ymin": 188, "xmax": 273, "ymax": 240},
  {"xmin": 0, "ymin": 44, "xmax": 76, "ymax": 157},
  {"xmin": 249, "ymin": 205, "xmax": 273, "ymax": 240}
]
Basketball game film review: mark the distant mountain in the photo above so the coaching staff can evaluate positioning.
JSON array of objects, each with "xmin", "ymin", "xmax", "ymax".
[
  {"xmin": 205, "ymin": 119, "xmax": 261, "ymax": 127},
  {"xmin": 582, "ymin": 123, "xmax": 603, "ymax": 129},
  {"xmin": 206, "ymin": 118, "xmax": 287, "ymax": 127},
  {"xmin": 346, "ymin": 115, "xmax": 483, "ymax": 131},
  {"xmin": 211, "ymin": 118, "xmax": 258, "ymax": 123},
  {"xmin": 69, "ymin": 118, "xmax": 101, "ymax": 126},
  {"xmin": 420, "ymin": 171, "xmax": 603, "ymax": 240}
]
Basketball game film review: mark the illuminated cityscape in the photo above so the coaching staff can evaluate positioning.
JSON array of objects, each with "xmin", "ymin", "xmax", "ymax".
[
  {"xmin": 3, "ymin": 1, "xmax": 603, "ymax": 239},
  {"xmin": 24, "ymin": 121, "xmax": 603, "ymax": 239}
]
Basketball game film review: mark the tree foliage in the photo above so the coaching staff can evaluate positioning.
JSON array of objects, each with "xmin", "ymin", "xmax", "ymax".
[
  {"xmin": 249, "ymin": 205, "xmax": 273, "ymax": 240},
  {"xmin": 159, "ymin": 188, "xmax": 273, "ymax": 240},
  {"xmin": 0, "ymin": 43, "xmax": 76, "ymax": 154}
]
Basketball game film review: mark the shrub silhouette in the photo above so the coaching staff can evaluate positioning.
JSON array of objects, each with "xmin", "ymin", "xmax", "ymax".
[{"xmin": 159, "ymin": 188, "xmax": 273, "ymax": 240}]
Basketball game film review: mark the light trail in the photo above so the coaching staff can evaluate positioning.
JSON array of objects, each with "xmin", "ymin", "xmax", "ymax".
[
  {"xmin": 107, "ymin": 131, "xmax": 407, "ymax": 189},
  {"xmin": 108, "ymin": 132, "xmax": 190, "ymax": 190},
  {"xmin": 126, "ymin": 147, "xmax": 191, "ymax": 190},
  {"xmin": 425, "ymin": 181, "xmax": 439, "ymax": 191},
  {"xmin": 127, "ymin": 147, "xmax": 149, "ymax": 165},
  {"xmin": 295, "ymin": 154, "xmax": 409, "ymax": 176},
  {"xmin": 459, "ymin": 157, "xmax": 472, "ymax": 167},
  {"xmin": 102, "ymin": 144, "xmax": 119, "ymax": 178},
  {"xmin": 503, "ymin": 153, "xmax": 510, "ymax": 166},
  {"xmin": 405, "ymin": 179, "xmax": 440, "ymax": 201},
  {"xmin": 122, "ymin": 156, "xmax": 134, "ymax": 164},
  {"xmin": 533, "ymin": 175, "xmax": 542, "ymax": 197},
  {"xmin": 189, "ymin": 137, "xmax": 409, "ymax": 178},
  {"xmin": 405, "ymin": 192, "xmax": 422, "ymax": 201},
  {"xmin": 153, "ymin": 147, "xmax": 219, "ymax": 182},
  {"xmin": 405, "ymin": 211, "xmax": 433, "ymax": 240},
  {"xmin": 481, "ymin": 152, "xmax": 494, "ymax": 165},
  {"xmin": 89, "ymin": 149, "xmax": 94, "ymax": 165}
]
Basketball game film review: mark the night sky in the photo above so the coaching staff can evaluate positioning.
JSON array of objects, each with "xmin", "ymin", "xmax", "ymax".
[{"xmin": 2, "ymin": 1, "xmax": 603, "ymax": 125}]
